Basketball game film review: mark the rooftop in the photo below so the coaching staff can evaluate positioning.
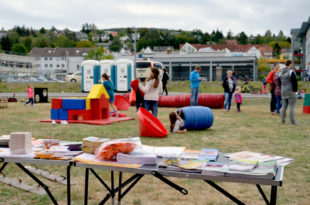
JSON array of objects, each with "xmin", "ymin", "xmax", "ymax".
[{"xmin": 30, "ymin": 47, "xmax": 91, "ymax": 57}]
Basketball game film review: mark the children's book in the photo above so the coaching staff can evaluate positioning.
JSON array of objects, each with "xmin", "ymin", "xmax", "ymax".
[{"xmin": 198, "ymin": 149, "xmax": 219, "ymax": 161}]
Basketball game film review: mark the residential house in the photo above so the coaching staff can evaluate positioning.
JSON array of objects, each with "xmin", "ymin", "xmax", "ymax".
[{"xmin": 30, "ymin": 48, "xmax": 90, "ymax": 79}]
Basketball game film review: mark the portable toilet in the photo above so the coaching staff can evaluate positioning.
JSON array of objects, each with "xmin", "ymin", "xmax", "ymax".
[
  {"xmin": 81, "ymin": 60, "xmax": 99, "ymax": 92},
  {"xmin": 115, "ymin": 59, "xmax": 134, "ymax": 92},
  {"xmin": 99, "ymin": 60, "xmax": 116, "ymax": 89}
]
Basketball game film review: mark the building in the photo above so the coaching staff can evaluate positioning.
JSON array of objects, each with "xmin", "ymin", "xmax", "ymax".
[
  {"xmin": 30, "ymin": 48, "xmax": 90, "ymax": 79},
  {"xmin": 76, "ymin": 32, "xmax": 88, "ymax": 41},
  {"xmin": 0, "ymin": 32, "xmax": 7, "ymax": 40},
  {"xmin": 291, "ymin": 17, "xmax": 310, "ymax": 72},
  {"xmin": 180, "ymin": 41, "xmax": 273, "ymax": 59},
  {"xmin": 0, "ymin": 53, "xmax": 36, "ymax": 76},
  {"xmin": 140, "ymin": 52, "xmax": 258, "ymax": 81}
]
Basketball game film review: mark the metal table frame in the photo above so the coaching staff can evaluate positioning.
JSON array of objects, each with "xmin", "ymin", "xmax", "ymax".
[
  {"xmin": 76, "ymin": 162, "xmax": 284, "ymax": 205},
  {"xmin": 0, "ymin": 157, "xmax": 73, "ymax": 205}
]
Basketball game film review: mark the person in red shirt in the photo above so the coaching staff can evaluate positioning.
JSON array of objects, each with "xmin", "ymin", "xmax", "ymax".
[
  {"xmin": 266, "ymin": 64, "xmax": 279, "ymax": 114},
  {"xmin": 24, "ymin": 85, "xmax": 34, "ymax": 107}
]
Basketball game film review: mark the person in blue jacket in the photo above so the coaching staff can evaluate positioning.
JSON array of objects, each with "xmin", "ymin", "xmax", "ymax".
[
  {"xmin": 102, "ymin": 73, "xmax": 118, "ymax": 113},
  {"xmin": 190, "ymin": 66, "xmax": 202, "ymax": 106}
]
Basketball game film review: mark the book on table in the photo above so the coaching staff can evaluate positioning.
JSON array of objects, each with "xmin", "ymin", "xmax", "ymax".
[
  {"xmin": 116, "ymin": 152, "xmax": 157, "ymax": 165},
  {"xmin": 198, "ymin": 149, "xmax": 219, "ymax": 161},
  {"xmin": 158, "ymin": 158, "xmax": 205, "ymax": 173}
]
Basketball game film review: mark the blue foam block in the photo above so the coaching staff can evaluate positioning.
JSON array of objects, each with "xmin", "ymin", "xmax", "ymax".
[
  {"xmin": 51, "ymin": 109, "xmax": 59, "ymax": 120},
  {"xmin": 62, "ymin": 99, "xmax": 86, "ymax": 110},
  {"xmin": 59, "ymin": 109, "xmax": 68, "ymax": 120}
]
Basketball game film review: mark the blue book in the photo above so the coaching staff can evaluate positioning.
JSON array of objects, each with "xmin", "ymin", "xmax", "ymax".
[{"xmin": 198, "ymin": 149, "xmax": 219, "ymax": 161}]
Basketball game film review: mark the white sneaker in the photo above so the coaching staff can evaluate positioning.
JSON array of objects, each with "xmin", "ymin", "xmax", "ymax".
[{"xmin": 52, "ymin": 120, "xmax": 56, "ymax": 125}]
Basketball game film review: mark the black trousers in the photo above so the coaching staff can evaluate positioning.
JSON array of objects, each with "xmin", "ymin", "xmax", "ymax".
[
  {"xmin": 270, "ymin": 91, "xmax": 277, "ymax": 112},
  {"xmin": 163, "ymin": 82, "xmax": 168, "ymax": 95},
  {"xmin": 237, "ymin": 103, "xmax": 241, "ymax": 111}
]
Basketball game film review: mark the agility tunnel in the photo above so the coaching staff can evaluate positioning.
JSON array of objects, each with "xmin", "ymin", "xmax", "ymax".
[
  {"xmin": 123, "ymin": 93, "xmax": 224, "ymax": 108},
  {"xmin": 114, "ymin": 95, "xmax": 130, "ymax": 110},
  {"xmin": 178, "ymin": 106, "xmax": 214, "ymax": 130},
  {"xmin": 303, "ymin": 93, "xmax": 310, "ymax": 114},
  {"xmin": 137, "ymin": 107, "xmax": 168, "ymax": 138}
]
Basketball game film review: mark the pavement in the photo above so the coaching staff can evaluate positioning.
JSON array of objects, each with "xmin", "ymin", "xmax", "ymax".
[{"xmin": 0, "ymin": 92, "xmax": 273, "ymax": 98}]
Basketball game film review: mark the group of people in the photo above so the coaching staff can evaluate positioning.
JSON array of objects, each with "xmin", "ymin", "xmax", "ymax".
[{"xmin": 266, "ymin": 60, "xmax": 298, "ymax": 125}]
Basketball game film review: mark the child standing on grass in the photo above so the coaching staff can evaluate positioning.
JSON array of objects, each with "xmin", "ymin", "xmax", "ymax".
[
  {"xmin": 24, "ymin": 85, "xmax": 34, "ymax": 107},
  {"xmin": 102, "ymin": 73, "xmax": 118, "ymax": 114},
  {"xmin": 169, "ymin": 109, "xmax": 187, "ymax": 133},
  {"xmin": 234, "ymin": 86, "xmax": 242, "ymax": 112}
]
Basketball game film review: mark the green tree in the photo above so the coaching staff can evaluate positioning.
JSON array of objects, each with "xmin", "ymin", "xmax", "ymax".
[
  {"xmin": 110, "ymin": 36, "xmax": 122, "ymax": 52},
  {"xmin": 226, "ymin": 30, "xmax": 233, "ymax": 40},
  {"xmin": 272, "ymin": 42, "xmax": 281, "ymax": 58},
  {"xmin": 57, "ymin": 35, "xmax": 73, "ymax": 47},
  {"xmin": 258, "ymin": 58, "xmax": 270, "ymax": 72},
  {"xmin": 237, "ymin": 31, "xmax": 248, "ymax": 44},
  {"xmin": 7, "ymin": 31, "xmax": 20, "ymax": 44},
  {"xmin": 201, "ymin": 32, "xmax": 210, "ymax": 44},
  {"xmin": 20, "ymin": 36, "xmax": 32, "ymax": 52},
  {"xmin": 0, "ymin": 36, "xmax": 12, "ymax": 51},
  {"xmin": 39, "ymin": 27, "xmax": 46, "ymax": 34},
  {"xmin": 76, "ymin": 40, "xmax": 95, "ymax": 48},
  {"xmin": 85, "ymin": 46, "xmax": 114, "ymax": 60},
  {"xmin": 11, "ymin": 43, "xmax": 27, "ymax": 54},
  {"xmin": 251, "ymin": 34, "xmax": 264, "ymax": 44}
]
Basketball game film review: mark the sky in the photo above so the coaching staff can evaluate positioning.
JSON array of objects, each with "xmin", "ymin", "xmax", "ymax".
[{"xmin": 0, "ymin": 0, "xmax": 309, "ymax": 36}]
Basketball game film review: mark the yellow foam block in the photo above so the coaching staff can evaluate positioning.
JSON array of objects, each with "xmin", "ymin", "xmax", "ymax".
[{"xmin": 87, "ymin": 84, "xmax": 110, "ymax": 99}]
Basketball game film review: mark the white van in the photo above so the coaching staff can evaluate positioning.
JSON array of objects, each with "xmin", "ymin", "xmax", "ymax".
[{"xmin": 136, "ymin": 60, "xmax": 164, "ymax": 81}]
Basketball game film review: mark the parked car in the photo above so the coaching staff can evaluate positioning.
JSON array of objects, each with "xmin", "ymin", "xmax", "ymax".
[{"xmin": 66, "ymin": 72, "xmax": 82, "ymax": 82}]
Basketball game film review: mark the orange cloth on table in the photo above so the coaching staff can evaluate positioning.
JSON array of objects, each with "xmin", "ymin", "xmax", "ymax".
[
  {"xmin": 266, "ymin": 70, "xmax": 275, "ymax": 84},
  {"xmin": 27, "ymin": 87, "xmax": 34, "ymax": 98}
]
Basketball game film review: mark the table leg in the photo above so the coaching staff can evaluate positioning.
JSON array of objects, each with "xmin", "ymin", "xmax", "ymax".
[
  {"xmin": 84, "ymin": 168, "xmax": 89, "ymax": 205},
  {"xmin": 111, "ymin": 171, "xmax": 114, "ymax": 205},
  {"xmin": 118, "ymin": 172, "xmax": 122, "ymax": 205},
  {"xmin": 67, "ymin": 164, "xmax": 71, "ymax": 205},
  {"xmin": 270, "ymin": 186, "xmax": 277, "ymax": 205},
  {"xmin": 0, "ymin": 162, "xmax": 8, "ymax": 173},
  {"xmin": 15, "ymin": 163, "xmax": 58, "ymax": 205}
]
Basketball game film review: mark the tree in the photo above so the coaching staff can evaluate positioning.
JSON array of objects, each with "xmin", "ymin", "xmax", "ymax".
[
  {"xmin": 110, "ymin": 36, "xmax": 122, "ymax": 52},
  {"xmin": 11, "ymin": 43, "xmax": 27, "ymax": 54},
  {"xmin": 76, "ymin": 40, "xmax": 95, "ymax": 48},
  {"xmin": 20, "ymin": 36, "xmax": 32, "ymax": 52},
  {"xmin": 0, "ymin": 36, "xmax": 12, "ymax": 51},
  {"xmin": 237, "ymin": 31, "xmax": 248, "ymax": 44},
  {"xmin": 277, "ymin": 30, "xmax": 286, "ymax": 41},
  {"xmin": 258, "ymin": 58, "xmax": 270, "ymax": 73},
  {"xmin": 201, "ymin": 32, "xmax": 210, "ymax": 44},
  {"xmin": 57, "ymin": 35, "xmax": 74, "ymax": 47},
  {"xmin": 7, "ymin": 31, "xmax": 20, "ymax": 44},
  {"xmin": 39, "ymin": 27, "xmax": 46, "ymax": 34},
  {"xmin": 85, "ymin": 46, "xmax": 114, "ymax": 60},
  {"xmin": 272, "ymin": 42, "xmax": 281, "ymax": 58},
  {"xmin": 251, "ymin": 34, "xmax": 264, "ymax": 44},
  {"xmin": 226, "ymin": 30, "xmax": 233, "ymax": 40}
]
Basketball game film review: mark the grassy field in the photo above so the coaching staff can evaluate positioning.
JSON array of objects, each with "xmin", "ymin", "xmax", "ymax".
[
  {"xmin": 1, "ymin": 81, "xmax": 309, "ymax": 94},
  {"xmin": 0, "ymin": 98, "xmax": 310, "ymax": 205}
]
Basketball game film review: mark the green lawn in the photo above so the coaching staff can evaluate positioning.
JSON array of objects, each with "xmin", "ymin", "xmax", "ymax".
[
  {"xmin": 1, "ymin": 81, "xmax": 309, "ymax": 94},
  {"xmin": 0, "ymin": 98, "xmax": 309, "ymax": 204}
]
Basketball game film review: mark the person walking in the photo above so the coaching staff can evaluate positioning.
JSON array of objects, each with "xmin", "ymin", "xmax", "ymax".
[
  {"xmin": 266, "ymin": 64, "xmax": 279, "ymax": 114},
  {"xmin": 24, "ymin": 85, "xmax": 34, "ymax": 107},
  {"xmin": 101, "ymin": 73, "xmax": 118, "ymax": 113},
  {"xmin": 222, "ymin": 70, "xmax": 236, "ymax": 111},
  {"xmin": 279, "ymin": 60, "xmax": 298, "ymax": 125},
  {"xmin": 274, "ymin": 68, "xmax": 282, "ymax": 115},
  {"xmin": 190, "ymin": 66, "xmax": 202, "ymax": 106},
  {"xmin": 162, "ymin": 68, "xmax": 169, "ymax": 95},
  {"xmin": 139, "ymin": 67, "xmax": 161, "ymax": 117}
]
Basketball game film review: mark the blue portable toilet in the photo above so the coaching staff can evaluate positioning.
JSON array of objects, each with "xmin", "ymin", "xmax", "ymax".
[
  {"xmin": 115, "ymin": 59, "xmax": 134, "ymax": 92},
  {"xmin": 81, "ymin": 60, "xmax": 100, "ymax": 92},
  {"xmin": 99, "ymin": 60, "xmax": 116, "ymax": 89}
]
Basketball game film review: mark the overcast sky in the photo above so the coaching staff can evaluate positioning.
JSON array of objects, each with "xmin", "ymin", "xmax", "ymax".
[{"xmin": 0, "ymin": 0, "xmax": 309, "ymax": 36}]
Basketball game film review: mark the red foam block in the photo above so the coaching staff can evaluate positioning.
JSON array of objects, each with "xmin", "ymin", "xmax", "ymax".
[
  {"xmin": 68, "ymin": 109, "xmax": 92, "ymax": 120},
  {"xmin": 91, "ymin": 94, "xmax": 110, "ymax": 120},
  {"xmin": 137, "ymin": 107, "xmax": 168, "ymax": 138},
  {"xmin": 115, "ymin": 95, "xmax": 130, "ymax": 110},
  {"xmin": 303, "ymin": 106, "xmax": 310, "ymax": 114},
  {"xmin": 52, "ymin": 98, "xmax": 63, "ymax": 109}
]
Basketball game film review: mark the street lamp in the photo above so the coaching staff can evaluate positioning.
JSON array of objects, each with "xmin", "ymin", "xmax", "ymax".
[{"xmin": 133, "ymin": 27, "xmax": 137, "ymax": 78}]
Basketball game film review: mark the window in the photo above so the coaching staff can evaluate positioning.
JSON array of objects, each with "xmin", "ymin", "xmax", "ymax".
[
  {"xmin": 45, "ymin": 64, "xmax": 48, "ymax": 67},
  {"xmin": 76, "ymin": 72, "xmax": 82, "ymax": 76},
  {"xmin": 50, "ymin": 64, "xmax": 53, "ymax": 67},
  {"xmin": 61, "ymin": 57, "xmax": 65, "ymax": 60},
  {"xmin": 45, "ymin": 57, "xmax": 48, "ymax": 60},
  {"xmin": 57, "ymin": 64, "xmax": 60, "ymax": 68},
  {"xmin": 76, "ymin": 65, "xmax": 80, "ymax": 70},
  {"xmin": 49, "ymin": 57, "xmax": 52, "ymax": 60},
  {"xmin": 62, "ymin": 64, "xmax": 65, "ymax": 68}
]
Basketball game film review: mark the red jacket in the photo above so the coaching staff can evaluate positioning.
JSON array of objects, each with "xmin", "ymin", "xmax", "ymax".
[{"xmin": 266, "ymin": 70, "xmax": 275, "ymax": 84}]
